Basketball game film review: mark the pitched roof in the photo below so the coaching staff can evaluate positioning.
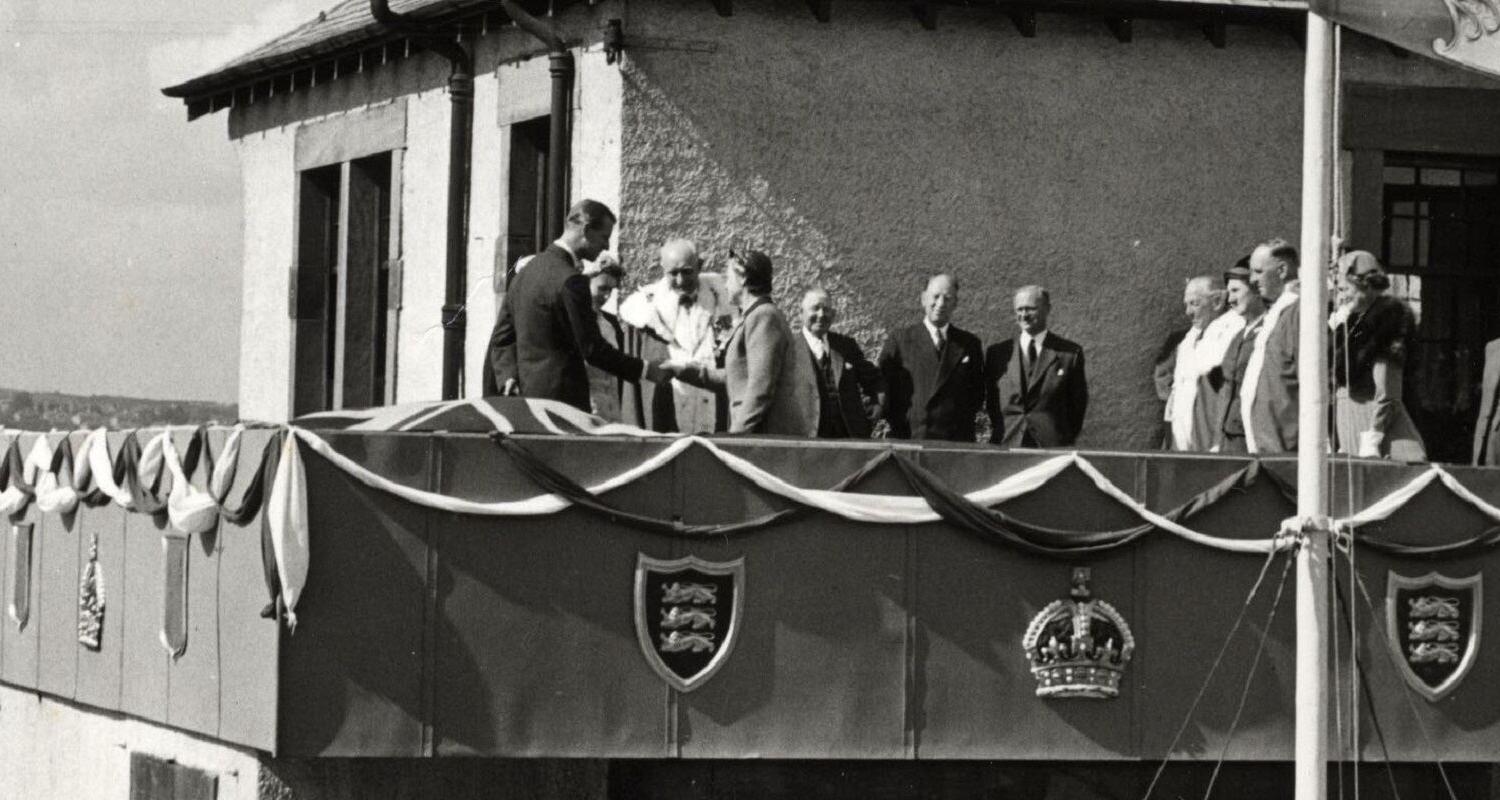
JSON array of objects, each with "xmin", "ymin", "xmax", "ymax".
[{"xmin": 161, "ymin": 0, "xmax": 492, "ymax": 102}]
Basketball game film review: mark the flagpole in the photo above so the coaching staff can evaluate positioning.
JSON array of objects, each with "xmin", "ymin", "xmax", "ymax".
[{"xmin": 1296, "ymin": 9, "xmax": 1335, "ymax": 800}]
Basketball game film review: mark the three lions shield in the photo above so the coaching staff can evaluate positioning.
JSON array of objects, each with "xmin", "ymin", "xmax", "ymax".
[
  {"xmin": 1386, "ymin": 570, "xmax": 1481, "ymax": 702},
  {"xmin": 634, "ymin": 554, "xmax": 744, "ymax": 692}
]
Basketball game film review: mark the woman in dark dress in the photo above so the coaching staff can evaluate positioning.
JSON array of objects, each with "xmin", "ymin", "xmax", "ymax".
[{"xmin": 1330, "ymin": 250, "xmax": 1426, "ymax": 461}]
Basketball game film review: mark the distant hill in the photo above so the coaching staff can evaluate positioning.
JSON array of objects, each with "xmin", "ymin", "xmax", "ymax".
[{"xmin": 0, "ymin": 388, "xmax": 238, "ymax": 431}]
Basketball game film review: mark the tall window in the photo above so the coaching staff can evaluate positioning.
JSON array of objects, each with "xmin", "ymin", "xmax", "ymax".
[
  {"xmin": 293, "ymin": 151, "xmax": 396, "ymax": 415},
  {"xmin": 1382, "ymin": 154, "xmax": 1500, "ymax": 462}
]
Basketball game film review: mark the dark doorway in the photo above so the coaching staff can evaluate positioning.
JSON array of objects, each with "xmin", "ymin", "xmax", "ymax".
[
  {"xmin": 506, "ymin": 116, "xmax": 551, "ymax": 283},
  {"xmin": 1382, "ymin": 154, "xmax": 1500, "ymax": 463}
]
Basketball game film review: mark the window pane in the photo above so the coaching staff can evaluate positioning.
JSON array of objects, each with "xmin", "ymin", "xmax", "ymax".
[
  {"xmin": 1422, "ymin": 168, "xmax": 1462, "ymax": 186},
  {"xmin": 1418, "ymin": 218, "xmax": 1430, "ymax": 267},
  {"xmin": 1385, "ymin": 166, "xmax": 1416, "ymax": 184},
  {"xmin": 1464, "ymin": 170, "xmax": 1498, "ymax": 186},
  {"xmin": 1388, "ymin": 217, "xmax": 1415, "ymax": 268},
  {"xmin": 1392, "ymin": 200, "xmax": 1415, "ymax": 216}
]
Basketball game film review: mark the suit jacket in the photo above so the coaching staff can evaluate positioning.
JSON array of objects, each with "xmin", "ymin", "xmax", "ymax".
[
  {"xmin": 803, "ymin": 330, "xmax": 885, "ymax": 440},
  {"xmin": 678, "ymin": 297, "xmax": 818, "ymax": 436},
  {"xmin": 1249, "ymin": 302, "xmax": 1300, "ymax": 454},
  {"xmin": 985, "ymin": 332, "xmax": 1088, "ymax": 447},
  {"xmin": 878, "ymin": 322, "xmax": 984, "ymax": 442},
  {"xmin": 485, "ymin": 244, "xmax": 644, "ymax": 411},
  {"xmin": 1212, "ymin": 315, "xmax": 1262, "ymax": 450},
  {"xmin": 1474, "ymin": 339, "xmax": 1500, "ymax": 465}
]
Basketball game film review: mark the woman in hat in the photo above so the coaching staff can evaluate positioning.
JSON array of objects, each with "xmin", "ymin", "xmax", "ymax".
[{"xmin": 1330, "ymin": 250, "xmax": 1426, "ymax": 461}]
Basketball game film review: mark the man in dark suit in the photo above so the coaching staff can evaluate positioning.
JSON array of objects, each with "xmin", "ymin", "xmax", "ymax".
[
  {"xmin": 985, "ymin": 285, "xmax": 1088, "ymax": 447},
  {"xmin": 1474, "ymin": 338, "xmax": 1500, "ymax": 465},
  {"xmin": 484, "ymin": 200, "xmax": 666, "ymax": 409},
  {"xmin": 799, "ymin": 288, "xmax": 885, "ymax": 439},
  {"xmin": 878, "ymin": 273, "xmax": 985, "ymax": 442}
]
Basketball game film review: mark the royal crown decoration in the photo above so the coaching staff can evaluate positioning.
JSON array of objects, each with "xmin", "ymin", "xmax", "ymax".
[{"xmin": 1022, "ymin": 567, "xmax": 1135, "ymax": 699}]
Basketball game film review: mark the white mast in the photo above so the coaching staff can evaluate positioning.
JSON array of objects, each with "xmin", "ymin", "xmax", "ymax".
[{"xmin": 1295, "ymin": 10, "xmax": 1336, "ymax": 800}]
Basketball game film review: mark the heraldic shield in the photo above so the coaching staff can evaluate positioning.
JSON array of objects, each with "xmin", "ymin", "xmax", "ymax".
[
  {"xmin": 1386, "ymin": 570, "xmax": 1482, "ymax": 702},
  {"xmin": 634, "ymin": 554, "xmax": 744, "ymax": 692}
]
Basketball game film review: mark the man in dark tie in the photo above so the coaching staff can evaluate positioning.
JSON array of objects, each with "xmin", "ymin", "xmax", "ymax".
[
  {"xmin": 878, "ymin": 273, "xmax": 985, "ymax": 442},
  {"xmin": 985, "ymin": 285, "xmax": 1088, "ymax": 447},
  {"xmin": 485, "ymin": 199, "xmax": 667, "ymax": 409},
  {"xmin": 799, "ymin": 288, "xmax": 885, "ymax": 439}
]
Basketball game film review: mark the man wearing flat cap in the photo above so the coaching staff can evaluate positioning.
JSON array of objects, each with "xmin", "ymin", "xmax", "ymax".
[{"xmin": 670, "ymin": 250, "xmax": 818, "ymax": 436}]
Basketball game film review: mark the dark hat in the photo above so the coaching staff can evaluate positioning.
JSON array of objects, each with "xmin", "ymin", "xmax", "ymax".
[
  {"xmin": 1224, "ymin": 264, "xmax": 1252, "ymax": 284},
  {"xmin": 733, "ymin": 249, "xmax": 774, "ymax": 295}
]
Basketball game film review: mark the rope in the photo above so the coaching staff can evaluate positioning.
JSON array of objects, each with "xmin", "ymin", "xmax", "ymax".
[
  {"xmin": 1351, "ymin": 571, "xmax": 1460, "ymax": 800},
  {"xmin": 1138, "ymin": 547, "xmax": 1285, "ymax": 800},
  {"xmin": 1200, "ymin": 552, "xmax": 1296, "ymax": 799},
  {"xmin": 1334, "ymin": 573, "xmax": 1402, "ymax": 800}
]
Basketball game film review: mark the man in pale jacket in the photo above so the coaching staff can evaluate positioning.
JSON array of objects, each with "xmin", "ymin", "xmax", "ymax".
[{"xmin": 669, "ymin": 250, "xmax": 818, "ymax": 436}]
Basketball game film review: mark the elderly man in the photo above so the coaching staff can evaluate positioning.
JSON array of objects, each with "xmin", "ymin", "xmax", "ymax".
[
  {"xmin": 878, "ymin": 273, "xmax": 985, "ymax": 442},
  {"xmin": 800, "ymin": 289, "xmax": 885, "ymax": 439},
  {"xmin": 485, "ymin": 200, "xmax": 667, "ymax": 408},
  {"xmin": 1242, "ymin": 239, "xmax": 1301, "ymax": 454},
  {"xmin": 985, "ymin": 285, "xmax": 1088, "ymax": 447},
  {"xmin": 1210, "ymin": 261, "xmax": 1267, "ymax": 453},
  {"xmin": 671, "ymin": 251, "xmax": 817, "ymax": 435},
  {"xmin": 1163, "ymin": 276, "xmax": 1244, "ymax": 451},
  {"xmin": 617, "ymin": 239, "xmax": 729, "ymax": 433}
]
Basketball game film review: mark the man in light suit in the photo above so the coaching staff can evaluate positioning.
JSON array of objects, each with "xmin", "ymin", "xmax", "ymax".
[
  {"xmin": 878, "ymin": 273, "xmax": 985, "ymax": 442},
  {"xmin": 800, "ymin": 288, "xmax": 885, "ymax": 439},
  {"xmin": 1244, "ymin": 239, "xmax": 1301, "ymax": 454},
  {"xmin": 672, "ymin": 251, "xmax": 817, "ymax": 436},
  {"xmin": 1473, "ymin": 338, "xmax": 1500, "ymax": 465},
  {"xmin": 484, "ymin": 199, "xmax": 667, "ymax": 409},
  {"xmin": 985, "ymin": 285, "xmax": 1088, "ymax": 447}
]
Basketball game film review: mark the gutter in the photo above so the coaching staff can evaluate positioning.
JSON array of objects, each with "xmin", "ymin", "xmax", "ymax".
[{"xmin": 370, "ymin": 0, "xmax": 474, "ymax": 401}]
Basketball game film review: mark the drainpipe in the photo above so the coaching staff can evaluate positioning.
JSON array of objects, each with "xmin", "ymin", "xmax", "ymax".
[
  {"xmin": 496, "ymin": 0, "xmax": 572, "ymax": 241},
  {"xmin": 370, "ymin": 0, "xmax": 473, "ymax": 401}
]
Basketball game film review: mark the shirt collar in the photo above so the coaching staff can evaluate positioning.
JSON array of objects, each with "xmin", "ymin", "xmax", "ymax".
[
  {"xmin": 922, "ymin": 318, "xmax": 950, "ymax": 343},
  {"xmin": 802, "ymin": 327, "xmax": 827, "ymax": 355},
  {"xmin": 552, "ymin": 238, "xmax": 578, "ymax": 267},
  {"xmin": 1020, "ymin": 328, "xmax": 1048, "ymax": 352}
]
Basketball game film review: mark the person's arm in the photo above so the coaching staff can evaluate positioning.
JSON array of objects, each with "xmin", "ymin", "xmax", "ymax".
[
  {"xmin": 489, "ymin": 292, "xmax": 519, "ymax": 394},
  {"xmin": 877, "ymin": 335, "xmax": 909, "ymax": 438},
  {"xmin": 983, "ymin": 347, "xmax": 1005, "ymax": 445},
  {"xmin": 844, "ymin": 337, "xmax": 887, "ymax": 421},
  {"xmin": 1069, "ymin": 348, "xmax": 1089, "ymax": 440},
  {"xmin": 560, "ymin": 273, "xmax": 657, "ymax": 383}
]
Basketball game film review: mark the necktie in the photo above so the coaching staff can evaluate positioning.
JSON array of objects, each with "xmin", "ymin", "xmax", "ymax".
[
  {"xmin": 679, "ymin": 293, "xmax": 697, "ymax": 307},
  {"xmin": 1026, "ymin": 338, "xmax": 1038, "ymax": 367},
  {"xmin": 935, "ymin": 329, "xmax": 947, "ymax": 354},
  {"xmin": 819, "ymin": 349, "xmax": 833, "ymax": 386}
]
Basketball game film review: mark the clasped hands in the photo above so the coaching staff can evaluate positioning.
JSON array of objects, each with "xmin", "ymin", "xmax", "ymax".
[{"xmin": 645, "ymin": 359, "xmax": 694, "ymax": 385}]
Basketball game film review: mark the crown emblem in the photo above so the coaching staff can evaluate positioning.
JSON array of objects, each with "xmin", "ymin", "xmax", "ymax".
[{"xmin": 1022, "ymin": 567, "xmax": 1135, "ymax": 699}]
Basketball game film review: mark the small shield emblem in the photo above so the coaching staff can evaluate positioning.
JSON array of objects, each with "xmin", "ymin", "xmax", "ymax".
[
  {"xmin": 1385, "ymin": 570, "xmax": 1481, "ymax": 702},
  {"xmin": 634, "ymin": 554, "xmax": 744, "ymax": 692}
]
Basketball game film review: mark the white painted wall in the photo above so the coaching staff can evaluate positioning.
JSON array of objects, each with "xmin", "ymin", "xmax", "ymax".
[
  {"xmin": 0, "ymin": 685, "xmax": 263, "ymax": 800},
  {"xmin": 235, "ymin": 129, "xmax": 295, "ymax": 423}
]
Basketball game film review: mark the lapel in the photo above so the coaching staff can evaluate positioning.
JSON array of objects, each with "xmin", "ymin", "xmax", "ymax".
[
  {"xmin": 1012, "ymin": 339, "xmax": 1031, "ymax": 401},
  {"xmin": 1030, "ymin": 341, "xmax": 1059, "ymax": 398},
  {"xmin": 828, "ymin": 337, "xmax": 846, "ymax": 386},
  {"xmin": 934, "ymin": 330, "xmax": 964, "ymax": 390}
]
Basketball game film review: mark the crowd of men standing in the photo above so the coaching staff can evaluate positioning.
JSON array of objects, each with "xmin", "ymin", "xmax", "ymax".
[{"xmin": 486, "ymin": 199, "xmax": 1430, "ymax": 460}]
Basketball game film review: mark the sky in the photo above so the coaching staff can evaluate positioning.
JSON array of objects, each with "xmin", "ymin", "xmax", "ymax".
[{"xmin": 0, "ymin": 0, "xmax": 330, "ymax": 403}]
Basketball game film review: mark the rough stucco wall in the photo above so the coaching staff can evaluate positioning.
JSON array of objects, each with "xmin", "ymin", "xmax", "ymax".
[
  {"xmin": 236, "ymin": 129, "xmax": 295, "ymax": 423},
  {"xmin": 619, "ymin": 0, "xmax": 1317, "ymax": 449}
]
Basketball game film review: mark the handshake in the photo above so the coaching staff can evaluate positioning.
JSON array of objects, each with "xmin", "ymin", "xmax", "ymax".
[{"xmin": 644, "ymin": 359, "xmax": 695, "ymax": 385}]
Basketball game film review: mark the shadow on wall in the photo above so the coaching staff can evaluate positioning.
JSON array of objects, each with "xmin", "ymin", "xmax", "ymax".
[{"xmin": 616, "ymin": 0, "xmax": 1305, "ymax": 450}]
